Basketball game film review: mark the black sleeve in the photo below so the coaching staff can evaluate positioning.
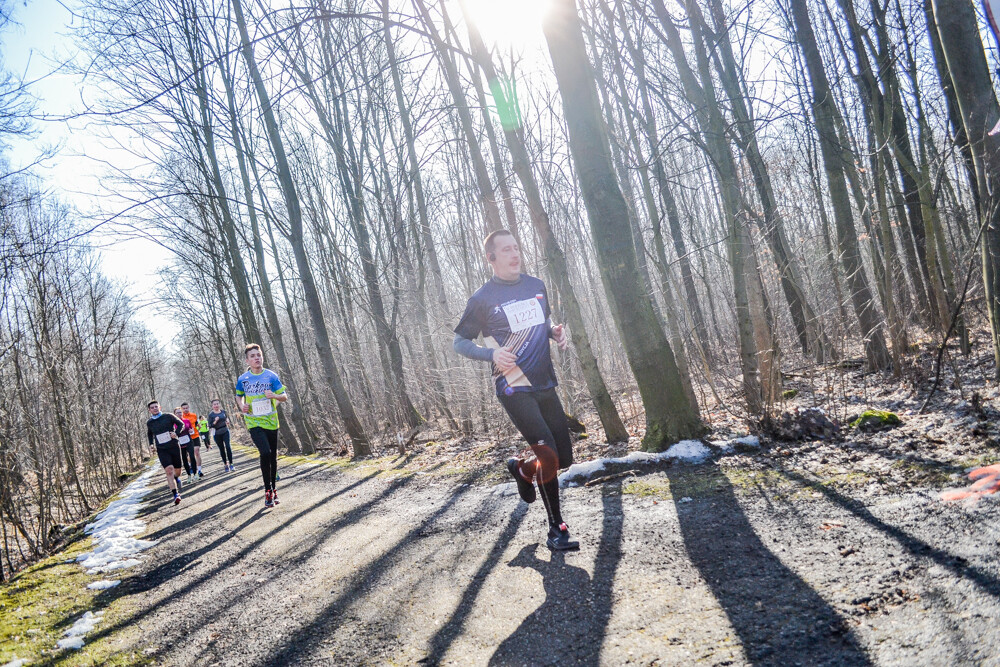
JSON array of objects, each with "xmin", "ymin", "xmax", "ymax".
[
  {"xmin": 454, "ymin": 295, "xmax": 483, "ymax": 340},
  {"xmin": 147, "ymin": 421, "xmax": 154, "ymax": 446}
]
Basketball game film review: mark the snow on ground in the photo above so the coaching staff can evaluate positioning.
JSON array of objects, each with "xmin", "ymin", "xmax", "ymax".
[
  {"xmin": 494, "ymin": 436, "xmax": 752, "ymax": 494},
  {"xmin": 3, "ymin": 657, "xmax": 31, "ymax": 667},
  {"xmin": 54, "ymin": 466, "xmax": 156, "ymax": 652},
  {"xmin": 559, "ymin": 439, "xmax": 713, "ymax": 486},
  {"xmin": 710, "ymin": 435, "xmax": 760, "ymax": 454},
  {"xmin": 56, "ymin": 611, "xmax": 104, "ymax": 650},
  {"xmin": 76, "ymin": 468, "xmax": 157, "ymax": 574}
]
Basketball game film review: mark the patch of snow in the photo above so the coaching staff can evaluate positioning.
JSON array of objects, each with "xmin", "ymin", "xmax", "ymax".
[
  {"xmin": 56, "ymin": 611, "xmax": 104, "ymax": 650},
  {"xmin": 492, "ymin": 435, "xmax": 759, "ymax": 491},
  {"xmin": 3, "ymin": 658, "xmax": 31, "ymax": 667},
  {"xmin": 87, "ymin": 580, "xmax": 121, "ymax": 590},
  {"xmin": 666, "ymin": 439, "xmax": 713, "ymax": 461},
  {"xmin": 76, "ymin": 469, "xmax": 157, "ymax": 574},
  {"xmin": 678, "ymin": 497, "xmax": 693, "ymax": 503},
  {"xmin": 559, "ymin": 439, "xmax": 713, "ymax": 487}
]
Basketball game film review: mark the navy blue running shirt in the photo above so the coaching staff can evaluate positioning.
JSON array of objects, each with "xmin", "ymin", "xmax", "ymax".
[{"xmin": 455, "ymin": 274, "xmax": 557, "ymax": 397}]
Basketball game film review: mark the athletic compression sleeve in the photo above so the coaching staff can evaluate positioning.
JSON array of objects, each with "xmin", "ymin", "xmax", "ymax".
[{"xmin": 453, "ymin": 332, "xmax": 494, "ymax": 362}]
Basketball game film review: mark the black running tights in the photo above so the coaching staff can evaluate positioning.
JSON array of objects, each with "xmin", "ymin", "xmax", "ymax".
[
  {"xmin": 180, "ymin": 445, "xmax": 196, "ymax": 476},
  {"xmin": 249, "ymin": 427, "xmax": 278, "ymax": 491},
  {"xmin": 498, "ymin": 388, "xmax": 573, "ymax": 528}
]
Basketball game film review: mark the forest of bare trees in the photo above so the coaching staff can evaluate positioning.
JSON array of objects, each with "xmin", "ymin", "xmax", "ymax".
[{"xmin": 2, "ymin": 0, "xmax": 1000, "ymax": 577}]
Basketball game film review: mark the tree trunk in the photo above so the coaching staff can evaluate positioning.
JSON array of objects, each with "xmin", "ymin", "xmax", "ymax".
[
  {"xmin": 231, "ymin": 0, "xmax": 370, "ymax": 454},
  {"xmin": 542, "ymin": 0, "xmax": 704, "ymax": 449},
  {"xmin": 462, "ymin": 5, "xmax": 630, "ymax": 443},
  {"xmin": 930, "ymin": 0, "xmax": 1000, "ymax": 375},
  {"xmin": 412, "ymin": 0, "xmax": 503, "ymax": 234},
  {"xmin": 790, "ymin": 0, "xmax": 892, "ymax": 371}
]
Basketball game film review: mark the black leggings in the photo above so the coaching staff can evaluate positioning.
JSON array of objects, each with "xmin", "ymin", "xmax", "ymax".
[
  {"xmin": 249, "ymin": 427, "xmax": 279, "ymax": 491},
  {"xmin": 498, "ymin": 388, "xmax": 573, "ymax": 528},
  {"xmin": 498, "ymin": 388, "xmax": 573, "ymax": 470},
  {"xmin": 214, "ymin": 431, "xmax": 233, "ymax": 465},
  {"xmin": 180, "ymin": 445, "xmax": 197, "ymax": 475}
]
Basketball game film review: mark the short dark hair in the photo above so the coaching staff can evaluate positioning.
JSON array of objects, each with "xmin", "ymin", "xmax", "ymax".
[
  {"xmin": 181, "ymin": 402, "xmax": 189, "ymax": 408},
  {"xmin": 483, "ymin": 229, "xmax": 514, "ymax": 257},
  {"xmin": 244, "ymin": 343, "xmax": 262, "ymax": 358},
  {"xmin": 211, "ymin": 398, "xmax": 221, "ymax": 404},
  {"xmin": 147, "ymin": 400, "xmax": 158, "ymax": 408}
]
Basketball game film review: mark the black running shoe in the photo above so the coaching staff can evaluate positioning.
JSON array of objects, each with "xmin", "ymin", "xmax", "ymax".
[
  {"xmin": 507, "ymin": 458, "xmax": 536, "ymax": 504},
  {"xmin": 547, "ymin": 523, "xmax": 580, "ymax": 551}
]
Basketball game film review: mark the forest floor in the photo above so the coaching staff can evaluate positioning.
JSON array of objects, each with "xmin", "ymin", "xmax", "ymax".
[{"xmin": 4, "ymin": 336, "xmax": 1000, "ymax": 665}]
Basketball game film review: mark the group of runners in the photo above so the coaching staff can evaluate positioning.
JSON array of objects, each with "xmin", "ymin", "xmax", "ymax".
[
  {"xmin": 144, "ymin": 229, "xmax": 581, "ymax": 550},
  {"xmin": 145, "ymin": 398, "xmax": 239, "ymax": 505}
]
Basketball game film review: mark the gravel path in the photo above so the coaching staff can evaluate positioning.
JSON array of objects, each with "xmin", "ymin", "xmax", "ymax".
[{"xmin": 86, "ymin": 444, "xmax": 1000, "ymax": 666}]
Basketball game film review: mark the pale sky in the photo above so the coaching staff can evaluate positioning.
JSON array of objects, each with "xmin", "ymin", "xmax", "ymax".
[{"xmin": 4, "ymin": 0, "xmax": 174, "ymax": 347}]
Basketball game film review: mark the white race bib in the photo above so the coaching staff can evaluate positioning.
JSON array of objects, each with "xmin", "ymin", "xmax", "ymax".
[
  {"xmin": 252, "ymin": 398, "xmax": 273, "ymax": 416},
  {"xmin": 155, "ymin": 432, "xmax": 172, "ymax": 445},
  {"xmin": 502, "ymin": 298, "xmax": 544, "ymax": 334},
  {"xmin": 178, "ymin": 435, "xmax": 190, "ymax": 445}
]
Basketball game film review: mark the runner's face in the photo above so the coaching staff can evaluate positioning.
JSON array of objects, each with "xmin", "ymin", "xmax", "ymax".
[
  {"xmin": 148, "ymin": 402, "xmax": 159, "ymax": 415},
  {"xmin": 212, "ymin": 401, "xmax": 221, "ymax": 411},
  {"xmin": 174, "ymin": 408, "xmax": 183, "ymax": 418},
  {"xmin": 247, "ymin": 348, "xmax": 264, "ymax": 370},
  {"xmin": 181, "ymin": 404, "xmax": 189, "ymax": 414},
  {"xmin": 489, "ymin": 235, "xmax": 520, "ymax": 280}
]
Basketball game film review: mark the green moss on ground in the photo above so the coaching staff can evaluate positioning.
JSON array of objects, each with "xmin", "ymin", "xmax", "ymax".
[
  {"xmin": 622, "ymin": 479, "xmax": 673, "ymax": 499},
  {"xmin": 0, "ymin": 530, "xmax": 152, "ymax": 667},
  {"xmin": 850, "ymin": 409, "xmax": 901, "ymax": 431}
]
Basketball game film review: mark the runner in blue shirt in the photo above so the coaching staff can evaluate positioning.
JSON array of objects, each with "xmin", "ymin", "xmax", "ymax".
[
  {"xmin": 235, "ymin": 343, "xmax": 288, "ymax": 507},
  {"xmin": 454, "ymin": 229, "xmax": 579, "ymax": 551}
]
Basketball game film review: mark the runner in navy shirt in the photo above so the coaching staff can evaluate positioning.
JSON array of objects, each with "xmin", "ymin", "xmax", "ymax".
[{"xmin": 454, "ymin": 229, "xmax": 579, "ymax": 551}]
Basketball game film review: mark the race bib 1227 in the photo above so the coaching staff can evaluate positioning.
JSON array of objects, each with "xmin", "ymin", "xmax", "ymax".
[{"xmin": 502, "ymin": 298, "xmax": 544, "ymax": 333}]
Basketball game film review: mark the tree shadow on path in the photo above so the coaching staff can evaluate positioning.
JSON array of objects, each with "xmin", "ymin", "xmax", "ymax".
[
  {"xmin": 668, "ymin": 466, "xmax": 870, "ymax": 666},
  {"xmin": 488, "ymin": 484, "xmax": 624, "ymax": 666},
  {"xmin": 781, "ymin": 468, "xmax": 1000, "ymax": 602}
]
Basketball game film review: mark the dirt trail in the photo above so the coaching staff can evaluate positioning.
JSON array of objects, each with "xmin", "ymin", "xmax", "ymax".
[{"xmin": 49, "ymin": 438, "xmax": 999, "ymax": 667}]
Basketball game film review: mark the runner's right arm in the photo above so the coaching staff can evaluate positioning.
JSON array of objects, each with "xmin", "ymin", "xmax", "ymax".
[{"xmin": 453, "ymin": 332, "xmax": 494, "ymax": 362}]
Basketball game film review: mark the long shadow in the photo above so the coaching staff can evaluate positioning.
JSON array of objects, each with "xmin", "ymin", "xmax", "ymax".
[
  {"xmin": 488, "ymin": 545, "xmax": 593, "ymax": 665},
  {"xmin": 668, "ymin": 465, "xmax": 870, "ymax": 666},
  {"xmin": 41, "ymin": 468, "xmax": 398, "ymax": 664},
  {"xmin": 424, "ymin": 504, "xmax": 529, "ymax": 662},
  {"xmin": 486, "ymin": 484, "xmax": 624, "ymax": 666},
  {"xmin": 258, "ymin": 475, "xmax": 489, "ymax": 666},
  {"xmin": 143, "ymin": 489, "xmax": 258, "ymax": 542},
  {"xmin": 781, "ymin": 468, "xmax": 1000, "ymax": 601}
]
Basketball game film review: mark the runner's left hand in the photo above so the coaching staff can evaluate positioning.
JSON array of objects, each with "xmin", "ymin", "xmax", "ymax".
[{"xmin": 551, "ymin": 324, "xmax": 569, "ymax": 351}]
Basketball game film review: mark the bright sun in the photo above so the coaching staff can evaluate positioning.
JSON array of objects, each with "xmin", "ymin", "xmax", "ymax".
[{"xmin": 462, "ymin": 0, "xmax": 553, "ymax": 49}]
